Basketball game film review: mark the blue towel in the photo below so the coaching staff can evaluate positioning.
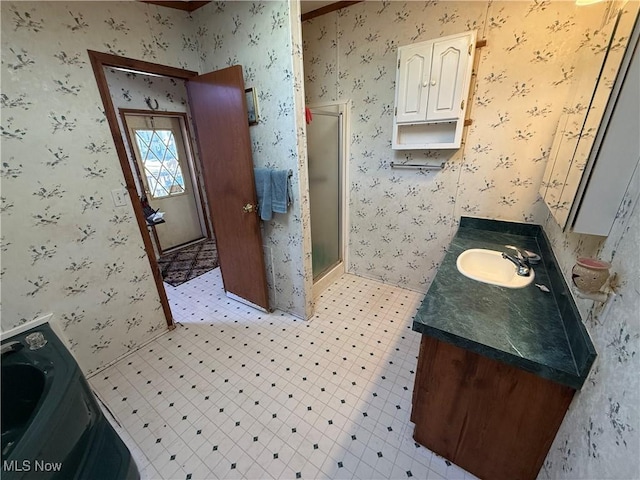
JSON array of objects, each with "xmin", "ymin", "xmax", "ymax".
[
  {"xmin": 271, "ymin": 169, "xmax": 291, "ymax": 214},
  {"xmin": 254, "ymin": 168, "xmax": 273, "ymax": 221}
]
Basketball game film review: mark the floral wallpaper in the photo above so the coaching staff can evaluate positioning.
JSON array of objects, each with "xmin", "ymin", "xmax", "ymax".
[
  {"xmin": 105, "ymin": 67, "xmax": 191, "ymax": 120},
  {"xmin": 195, "ymin": 1, "xmax": 313, "ymax": 319},
  {"xmin": 540, "ymin": 28, "xmax": 639, "ymax": 471},
  {"xmin": 302, "ymin": 1, "xmax": 639, "ymax": 478},
  {"xmin": 2, "ymin": 0, "xmax": 638, "ymax": 476},
  {"xmin": 541, "ymin": 181, "xmax": 640, "ymax": 478},
  {"xmin": 104, "ymin": 2, "xmax": 314, "ymax": 319},
  {"xmin": 0, "ymin": 1, "xmax": 200, "ymax": 375},
  {"xmin": 1, "ymin": 0, "xmax": 313, "ymax": 380},
  {"xmin": 302, "ymin": 0, "xmax": 623, "ymax": 292}
]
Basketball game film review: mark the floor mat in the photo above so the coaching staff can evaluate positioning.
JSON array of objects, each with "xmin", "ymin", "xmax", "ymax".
[{"xmin": 157, "ymin": 239, "xmax": 218, "ymax": 287}]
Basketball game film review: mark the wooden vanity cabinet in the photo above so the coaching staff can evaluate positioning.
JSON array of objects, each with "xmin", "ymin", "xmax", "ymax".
[{"xmin": 411, "ymin": 335, "xmax": 575, "ymax": 480}]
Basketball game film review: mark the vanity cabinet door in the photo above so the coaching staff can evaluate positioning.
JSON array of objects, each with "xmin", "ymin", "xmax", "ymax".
[
  {"xmin": 396, "ymin": 43, "xmax": 432, "ymax": 124},
  {"xmin": 411, "ymin": 335, "xmax": 575, "ymax": 480},
  {"xmin": 426, "ymin": 35, "xmax": 470, "ymax": 121}
]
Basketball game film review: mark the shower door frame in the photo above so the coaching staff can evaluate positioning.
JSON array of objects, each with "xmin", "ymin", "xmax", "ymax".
[{"xmin": 307, "ymin": 100, "xmax": 351, "ymax": 298}]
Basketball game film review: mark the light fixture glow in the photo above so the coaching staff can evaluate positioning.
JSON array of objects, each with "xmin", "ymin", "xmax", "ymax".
[{"xmin": 576, "ymin": 0, "xmax": 604, "ymax": 5}]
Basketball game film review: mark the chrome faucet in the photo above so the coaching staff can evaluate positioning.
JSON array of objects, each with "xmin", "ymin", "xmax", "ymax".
[
  {"xmin": 502, "ymin": 245, "xmax": 537, "ymax": 277},
  {"xmin": 504, "ymin": 245, "xmax": 541, "ymax": 264}
]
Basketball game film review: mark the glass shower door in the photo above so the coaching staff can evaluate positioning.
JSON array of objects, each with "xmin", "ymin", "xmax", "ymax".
[{"xmin": 307, "ymin": 109, "xmax": 342, "ymax": 281}]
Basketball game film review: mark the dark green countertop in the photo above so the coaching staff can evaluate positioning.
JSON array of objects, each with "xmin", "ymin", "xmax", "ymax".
[{"xmin": 412, "ymin": 217, "xmax": 596, "ymax": 390}]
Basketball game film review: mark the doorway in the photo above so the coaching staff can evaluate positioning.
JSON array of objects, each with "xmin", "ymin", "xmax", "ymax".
[
  {"xmin": 122, "ymin": 111, "xmax": 207, "ymax": 252},
  {"xmin": 88, "ymin": 51, "xmax": 271, "ymax": 329},
  {"xmin": 307, "ymin": 102, "xmax": 349, "ymax": 297}
]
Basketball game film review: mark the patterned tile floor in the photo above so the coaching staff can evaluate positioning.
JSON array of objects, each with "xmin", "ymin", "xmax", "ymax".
[{"xmin": 91, "ymin": 268, "xmax": 477, "ymax": 480}]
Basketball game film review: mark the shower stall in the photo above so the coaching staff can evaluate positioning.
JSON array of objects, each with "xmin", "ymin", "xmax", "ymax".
[{"xmin": 306, "ymin": 103, "xmax": 347, "ymax": 295}]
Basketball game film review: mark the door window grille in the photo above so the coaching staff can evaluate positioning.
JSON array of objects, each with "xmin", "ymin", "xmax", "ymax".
[{"xmin": 134, "ymin": 129, "xmax": 185, "ymax": 198}]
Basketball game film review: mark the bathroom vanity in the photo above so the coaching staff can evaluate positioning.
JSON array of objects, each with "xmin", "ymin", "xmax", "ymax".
[{"xmin": 411, "ymin": 217, "xmax": 595, "ymax": 480}]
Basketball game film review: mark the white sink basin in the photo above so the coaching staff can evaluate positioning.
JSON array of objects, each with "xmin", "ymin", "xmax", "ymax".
[{"xmin": 456, "ymin": 249, "xmax": 535, "ymax": 289}]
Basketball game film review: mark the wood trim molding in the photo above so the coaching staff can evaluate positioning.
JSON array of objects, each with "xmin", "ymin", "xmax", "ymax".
[
  {"xmin": 301, "ymin": 1, "xmax": 362, "ymax": 22},
  {"xmin": 88, "ymin": 50, "xmax": 200, "ymax": 330},
  {"xmin": 140, "ymin": 1, "xmax": 209, "ymax": 12},
  {"xmin": 88, "ymin": 50, "xmax": 198, "ymax": 79},
  {"xmin": 119, "ymin": 108, "xmax": 191, "ymax": 117},
  {"xmin": 117, "ymin": 109, "xmax": 150, "ymax": 220}
]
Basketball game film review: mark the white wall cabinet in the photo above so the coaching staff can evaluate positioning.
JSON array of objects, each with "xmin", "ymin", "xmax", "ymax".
[
  {"xmin": 570, "ymin": 28, "xmax": 639, "ymax": 236},
  {"xmin": 393, "ymin": 30, "xmax": 476, "ymax": 150},
  {"xmin": 541, "ymin": 14, "xmax": 639, "ymax": 237}
]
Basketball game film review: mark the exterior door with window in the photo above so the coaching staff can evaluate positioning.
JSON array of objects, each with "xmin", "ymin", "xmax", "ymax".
[{"xmin": 124, "ymin": 113, "xmax": 204, "ymax": 251}]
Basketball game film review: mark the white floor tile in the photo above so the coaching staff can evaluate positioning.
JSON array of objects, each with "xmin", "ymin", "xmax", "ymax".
[{"xmin": 91, "ymin": 268, "xmax": 476, "ymax": 480}]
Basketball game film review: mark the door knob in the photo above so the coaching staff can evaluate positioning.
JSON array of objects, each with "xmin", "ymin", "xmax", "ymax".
[
  {"xmin": 242, "ymin": 203, "xmax": 256, "ymax": 213},
  {"xmin": 430, "ymin": 80, "xmax": 436, "ymax": 86}
]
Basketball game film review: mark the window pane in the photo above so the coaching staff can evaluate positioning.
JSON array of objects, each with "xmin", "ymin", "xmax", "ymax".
[
  {"xmin": 136, "ymin": 130, "xmax": 152, "ymax": 144},
  {"xmin": 133, "ymin": 128, "xmax": 186, "ymax": 199}
]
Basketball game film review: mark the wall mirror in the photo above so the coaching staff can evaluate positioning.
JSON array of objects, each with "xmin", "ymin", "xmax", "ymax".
[{"xmin": 540, "ymin": 3, "xmax": 638, "ymax": 232}]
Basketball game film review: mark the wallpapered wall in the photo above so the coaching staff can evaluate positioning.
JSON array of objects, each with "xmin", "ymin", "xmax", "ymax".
[
  {"xmin": 0, "ymin": 2, "xmax": 200, "ymax": 374},
  {"xmin": 0, "ymin": 1, "xmax": 312, "ymax": 375},
  {"xmin": 541, "ymin": 185, "xmax": 639, "ymax": 478},
  {"xmin": 103, "ymin": 2, "xmax": 314, "ymax": 319},
  {"xmin": 2, "ymin": 0, "xmax": 637, "ymax": 476},
  {"xmin": 302, "ymin": 0, "xmax": 619, "ymax": 291},
  {"xmin": 302, "ymin": 1, "xmax": 639, "ymax": 478},
  {"xmin": 195, "ymin": 1, "xmax": 313, "ymax": 319},
  {"xmin": 537, "ymin": 12, "xmax": 639, "ymax": 476}
]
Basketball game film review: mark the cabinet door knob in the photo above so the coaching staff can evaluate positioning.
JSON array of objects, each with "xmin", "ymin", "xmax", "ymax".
[{"xmin": 430, "ymin": 80, "xmax": 436, "ymax": 86}]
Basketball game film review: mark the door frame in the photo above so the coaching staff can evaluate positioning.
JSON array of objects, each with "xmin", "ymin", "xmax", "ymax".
[
  {"xmin": 120, "ymin": 109, "xmax": 212, "ymax": 254},
  {"xmin": 88, "ymin": 50, "xmax": 200, "ymax": 330}
]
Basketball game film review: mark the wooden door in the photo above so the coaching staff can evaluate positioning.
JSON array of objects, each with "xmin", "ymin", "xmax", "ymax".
[
  {"xmin": 396, "ymin": 43, "xmax": 432, "ymax": 124},
  {"xmin": 123, "ymin": 113, "xmax": 204, "ymax": 251},
  {"xmin": 426, "ymin": 33, "xmax": 473, "ymax": 121},
  {"xmin": 186, "ymin": 66, "xmax": 269, "ymax": 311}
]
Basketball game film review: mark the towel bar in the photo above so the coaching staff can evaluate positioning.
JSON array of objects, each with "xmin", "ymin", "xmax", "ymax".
[{"xmin": 390, "ymin": 161, "xmax": 445, "ymax": 170}]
